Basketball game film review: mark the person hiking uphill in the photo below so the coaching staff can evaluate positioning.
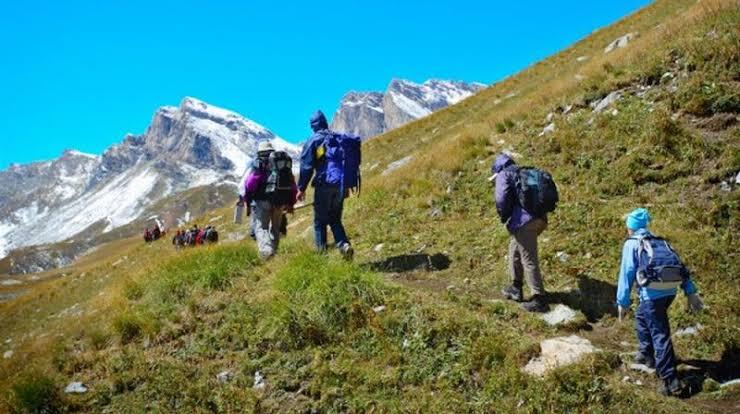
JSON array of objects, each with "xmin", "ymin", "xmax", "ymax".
[
  {"xmin": 244, "ymin": 140, "xmax": 297, "ymax": 260},
  {"xmin": 297, "ymin": 110, "xmax": 361, "ymax": 260},
  {"xmin": 491, "ymin": 153, "xmax": 558, "ymax": 313},
  {"xmin": 616, "ymin": 208, "xmax": 704, "ymax": 397}
]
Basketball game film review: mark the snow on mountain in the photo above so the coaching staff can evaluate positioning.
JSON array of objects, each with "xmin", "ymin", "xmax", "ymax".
[
  {"xmin": 0, "ymin": 97, "xmax": 299, "ymax": 267},
  {"xmin": 330, "ymin": 79, "xmax": 486, "ymax": 139}
]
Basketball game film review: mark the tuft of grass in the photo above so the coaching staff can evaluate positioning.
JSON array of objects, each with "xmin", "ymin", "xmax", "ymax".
[
  {"xmin": 269, "ymin": 251, "xmax": 390, "ymax": 347},
  {"xmin": 11, "ymin": 371, "xmax": 62, "ymax": 414}
]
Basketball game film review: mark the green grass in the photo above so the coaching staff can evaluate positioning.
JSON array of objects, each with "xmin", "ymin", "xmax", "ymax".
[{"xmin": 1, "ymin": 1, "xmax": 739, "ymax": 412}]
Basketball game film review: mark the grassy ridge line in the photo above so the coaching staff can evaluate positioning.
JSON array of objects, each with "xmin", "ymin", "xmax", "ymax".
[{"xmin": 1, "ymin": 0, "xmax": 739, "ymax": 412}]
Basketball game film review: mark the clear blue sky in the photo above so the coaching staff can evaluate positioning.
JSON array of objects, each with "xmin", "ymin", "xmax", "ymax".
[{"xmin": 0, "ymin": 0, "xmax": 651, "ymax": 168}]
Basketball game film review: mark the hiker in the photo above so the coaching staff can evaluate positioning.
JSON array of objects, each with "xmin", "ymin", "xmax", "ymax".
[
  {"xmin": 297, "ymin": 110, "xmax": 361, "ymax": 259},
  {"xmin": 244, "ymin": 140, "xmax": 297, "ymax": 259},
  {"xmin": 491, "ymin": 153, "xmax": 558, "ymax": 312},
  {"xmin": 616, "ymin": 208, "xmax": 704, "ymax": 397}
]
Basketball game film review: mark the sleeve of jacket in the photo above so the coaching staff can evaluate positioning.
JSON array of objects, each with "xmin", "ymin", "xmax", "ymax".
[
  {"xmin": 298, "ymin": 137, "xmax": 317, "ymax": 192},
  {"xmin": 494, "ymin": 172, "xmax": 515, "ymax": 223},
  {"xmin": 616, "ymin": 240, "xmax": 638, "ymax": 307}
]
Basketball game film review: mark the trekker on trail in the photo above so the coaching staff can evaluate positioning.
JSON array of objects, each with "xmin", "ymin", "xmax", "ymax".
[
  {"xmin": 297, "ymin": 110, "xmax": 361, "ymax": 260},
  {"xmin": 616, "ymin": 208, "xmax": 704, "ymax": 397},
  {"xmin": 491, "ymin": 153, "xmax": 558, "ymax": 313},
  {"xmin": 244, "ymin": 140, "xmax": 297, "ymax": 259}
]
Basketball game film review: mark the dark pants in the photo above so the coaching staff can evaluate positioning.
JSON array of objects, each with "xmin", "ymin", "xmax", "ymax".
[
  {"xmin": 636, "ymin": 296, "xmax": 677, "ymax": 381},
  {"xmin": 313, "ymin": 186, "xmax": 349, "ymax": 250}
]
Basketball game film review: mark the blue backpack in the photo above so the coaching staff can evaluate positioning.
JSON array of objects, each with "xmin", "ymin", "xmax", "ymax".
[
  {"xmin": 516, "ymin": 167, "xmax": 559, "ymax": 216},
  {"xmin": 320, "ymin": 131, "xmax": 362, "ymax": 192},
  {"xmin": 631, "ymin": 235, "xmax": 689, "ymax": 290}
]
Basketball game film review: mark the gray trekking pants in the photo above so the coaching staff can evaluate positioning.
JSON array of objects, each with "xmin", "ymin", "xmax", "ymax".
[
  {"xmin": 253, "ymin": 200, "xmax": 284, "ymax": 259},
  {"xmin": 509, "ymin": 218, "xmax": 547, "ymax": 296}
]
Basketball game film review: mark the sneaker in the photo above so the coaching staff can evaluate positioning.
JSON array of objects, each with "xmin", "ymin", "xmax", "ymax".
[
  {"xmin": 658, "ymin": 377, "xmax": 683, "ymax": 397},
  {"xmin": 521, "ymin": 295, "xmax": 549, "ymax": 313},
  {"xmin": 339, "ymin": 243, "xmax": 354, "ymax": 261},
  {"xmin": 634, "ymin": 352, "xmax": 656, "ymax": 369},
  {"xmin": 501, "ymin": 285, "xmax": 524, "ymax": 302}
]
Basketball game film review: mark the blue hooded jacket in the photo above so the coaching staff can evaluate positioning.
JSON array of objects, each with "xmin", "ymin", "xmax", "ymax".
[
  {"xmin": 298, "ymin": 111, "xmax": 333, "ymax": 191},
  {"xmin": 492, "ymin": 153, "xmax": 537, "ymax": 233}
]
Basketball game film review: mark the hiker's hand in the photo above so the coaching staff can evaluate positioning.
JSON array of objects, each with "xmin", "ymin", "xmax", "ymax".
[
  {"xmin": 687, "ymin": 294, "xmax": 704, "ymax": 313},
  {"xmin": 296, "ymin": 190, "xmax": 305, "ymax": 202},
  {"xmin": 618, "ymin": 305, "xmax": 629, "ymax": 322}
]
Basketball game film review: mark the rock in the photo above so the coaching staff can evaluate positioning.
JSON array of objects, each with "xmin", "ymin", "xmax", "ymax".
[
  {"xmin": 674, "ymin": 324, "xmax": 703, "ymax": 337},
  {"xmin": 429, "ymin": 208, "xmax": 443, "ymax": 218},
  {"xmin": 735, "ymin": 171, "xmax": 740, "ymax": 185},
  {"xmin": 542, "ymin": 304, "xmax": 578, "ymax": 326},
  {"xmin": 64, "ymin": 382, "xmax": 88, "ymax": 394},
  {"xmin": 373, "ymin": 243, "xmax": 384, "ymax": 253},
  {"xmin": 253, "ymin": 371, "xmax": 266, "ymax": 390},
  {"xmin": 372, "ymin": 305, "xmax": 386, "ymax": 313},
  {"xmin": 555, "ymin": 251, "xmax": 570, "ymax": 263},
  {"xmin": 660, "ymin": 72, "xmax": 674, "ymax": 82},
  {"xmin": 635, "ymin": 380, "xmax": 643, "ymax": 386},
  {"xmin": 584, "ymin": 252, "xmax": 592, "ymax": 259},
  {"xmin": 630, "ymin": 363, "xmax": 656, "ymax": 375},
  {"xmin": 523, "ymin": 335, "xmax": 599, "ymax": 376},
  {"xmin": 592, "ymin": 91, "xmax": 621, "ymax": 113},
  {"xmin": 574, "ymin": 74, "xmax": 586, "ymax": 81},
  {"xmin": 622, "ymin": 376, "xmax": 630, "ymax": 382},
  {"xmin": 446, "ymin": 285, "xmax": 456, "ymax": 291},
  {"xmin": 545, "ymin": 112, "xmax": 555, "ymax": 123},
  {"xmin": 402, "ymin": 338, "xmax": 410, "ymax": 349},
  {"xmin": 3, "ymin": 350, "xmax": 13, "ymax": 359},
  {"xmin": 562, "ymin": 104, "xmax": 574, "ymax": 115},
  {"xmin": 610, "ymin": 109, "xmax": 619, "ymax": 116},
  {"xmin": 721, "ymin": 378, "xmax": 740, "ymax": 389},
  {"xmin": 604, "ymin": 32, "xmax": 637, "ymax": 54},
  {"xmin": 382, "ymin": 156, "xmax": 413, "ymax": 176},
  {"xmin": 538, "ymin": 123, "xmax": 556, "ymax": 137},
  {"xmin": 619, "ymin": 341, "xmax": 631, "ymax": 348},
  {"xmin": 0, "ymin": 279, "xmax": 22, "ymax": 286},
  {"xmin": 463, "ymin": 278, "xmax": 471, "ymax": 285},
  {"xmin": 576, "ymin": 56, "xmax": 589, "ymax": 62},
  {"xmin": 217, "ymin": 370, "xmax": 232, "ymax": 384}
]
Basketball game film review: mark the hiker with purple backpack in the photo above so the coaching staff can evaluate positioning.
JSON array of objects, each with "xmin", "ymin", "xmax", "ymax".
[{"xmin": 297, "ymin": 110, "xmax": 361, "ymax": 260}]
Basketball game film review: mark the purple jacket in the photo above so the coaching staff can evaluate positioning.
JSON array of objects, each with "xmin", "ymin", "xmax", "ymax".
[{"xmin": 492, "ymin": 153, "xmax": 538, "ymax": 233}]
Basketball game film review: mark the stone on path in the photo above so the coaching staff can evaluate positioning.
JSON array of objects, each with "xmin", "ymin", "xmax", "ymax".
[
  {"xmin": 523, "ymin": 335, "xmax": 599, "ymax": 376},
  {"xmin": 542, "ymin": 304, "xmax": 578, "ymax": 326}
]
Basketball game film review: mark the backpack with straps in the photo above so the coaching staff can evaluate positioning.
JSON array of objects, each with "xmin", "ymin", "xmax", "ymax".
[
  {"xmin": 631, "ymin": 235, "xmax": 689, "ymax": 290},
  {"xmin": 319, "ymin": 132, "xmax": 362, "ymax": 193},
  {"xmin": 264, "ymin": 150, "xmax": 294, "ymax": 206},
  {"xmin": 516, "ymin": 167, "xmax": 559, "ymax": 216}
]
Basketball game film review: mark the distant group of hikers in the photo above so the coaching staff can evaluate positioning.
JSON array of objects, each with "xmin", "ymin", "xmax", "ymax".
[
  {"xmin": 172, "ymin": 224, "xmax": 219, "ymax": 248},
  {"xmin": 143, "ymin": 225, "xmax": 164, "ymax": 243},
  {"xmin": 231, "ymin": 110, "xmax": 704, "ymax": 397}
]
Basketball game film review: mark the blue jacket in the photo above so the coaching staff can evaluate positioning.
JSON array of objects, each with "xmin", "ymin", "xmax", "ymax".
[
  {"xmin": 492, "ymin": 153, "xmax": 537, "ymax": 233},
  {"xmin": 616, "ymin": 228, "xmax": 698, "ymax": 307},
  {"xmin": 298, "ymin": 111, "xmax": 332, "ymax": 191}
]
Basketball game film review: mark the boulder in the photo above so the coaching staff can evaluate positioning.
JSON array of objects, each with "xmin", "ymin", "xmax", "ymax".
[
  {"xmin": 542, "ymin": 305, "xmax": 578, "ymax": 326},
  {"xmin": 592, "ymin": 91, "xmax": 621, "ymax": 113},
  {"xmin": 64, "ymin": 382, "xmax": 88, "ymax": 394},
  {"xmin": 523, "ymin": 335, "xmax": 599, "ymax": 376},
  {"xmin": 604, "ymin": 33, "xmax": 637, "ymax": 54}
]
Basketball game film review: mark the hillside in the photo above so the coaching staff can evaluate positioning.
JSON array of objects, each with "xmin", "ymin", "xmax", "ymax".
[{"xmin": 1, "ymin": 0, "xmax": 739, "ymax": 413}]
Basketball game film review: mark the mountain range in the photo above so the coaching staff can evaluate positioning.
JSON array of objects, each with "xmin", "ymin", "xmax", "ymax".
[{"xmin": 0, "ymin": 79, "xmax": 484, "ymax": 273}]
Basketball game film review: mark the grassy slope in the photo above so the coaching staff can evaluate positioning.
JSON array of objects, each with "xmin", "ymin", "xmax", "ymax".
[{"xmin": 1, "ymin": 0, "xmax": 739, "ymax": 412}]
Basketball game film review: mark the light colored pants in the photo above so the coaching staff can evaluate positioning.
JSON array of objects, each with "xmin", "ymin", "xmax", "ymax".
[
  {"xmin": 508, "ymin": 218, "xmax": 547, "ymax": 296},
  {"xmin": 253, "ymin": 200, "xmax": 284, "ymax": 259}
]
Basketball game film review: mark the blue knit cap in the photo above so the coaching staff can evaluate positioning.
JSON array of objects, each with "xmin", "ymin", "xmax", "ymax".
[{"xmin": 625, "ymin": 208, "xmax": 651, "ymax": 230}]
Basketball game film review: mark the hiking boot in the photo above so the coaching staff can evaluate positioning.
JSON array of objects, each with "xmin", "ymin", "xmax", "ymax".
[
  {"xmin": 634, "ymin": 352, "xmax": 656, "ymax": 369},
  {"xmin": 501, "ymin": 285, "xmax": 524, "ymax": 302},
  {"xmin": 521, "ymin": 295, "xmax": 549, "ymax": 313},
  {"xmin": 339, "ymin": 243, "xmax": 354, "ymax": 261},
  {"xmin": 658, "ymin": 377, "xmax": 683, "ymax": 397}
]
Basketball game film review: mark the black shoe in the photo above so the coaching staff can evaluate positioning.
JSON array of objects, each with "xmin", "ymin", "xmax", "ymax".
[
  {"xmin": 658, "ymin": 377, "xmax": 683, "ymax": 397},
  {"xmin": 339, "ymin": 243, "xmax": 354, "ymax": 261},
  {"xmin": 501, "ymin": 285, "xmax": 523, "ymax": 302},
  {"xmin": 521, "ymin": 295, "xmax": 549, "ymax": 313},
  {"xmin": 634, "ymin": 352, "xmax": 656, "ymax": 369}
]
